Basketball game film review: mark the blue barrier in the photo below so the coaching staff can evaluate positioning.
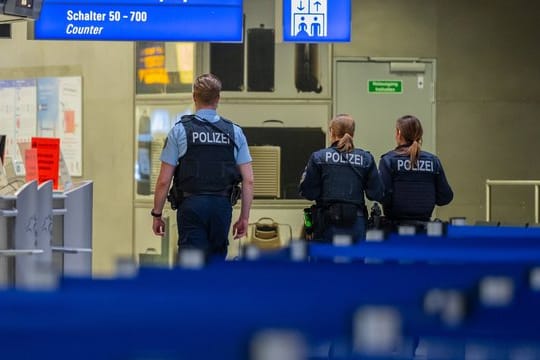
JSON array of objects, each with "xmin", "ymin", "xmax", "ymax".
[
  {"xmin": 0, "ymin": 260, "xmax": 538, "ymax": 359},
  {"xmin": 447, "ymin": 224, "xmax": 540, "ymax": 239},
  {"xmin": 309, "ymin": 242, "xmax": 540, "ymax": 263},
  {"xmin": 385, "ymin": 234, "xmax": 540, "ymax": 249},
  {"xmin": 1, "ymin": 224, "xmax": 540, "ymax": 359}
]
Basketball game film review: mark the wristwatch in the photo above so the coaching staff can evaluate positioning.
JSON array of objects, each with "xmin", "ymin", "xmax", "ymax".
[{"xmin": 150, "ymin": 209, "xmax": 162, "ymax": 218}]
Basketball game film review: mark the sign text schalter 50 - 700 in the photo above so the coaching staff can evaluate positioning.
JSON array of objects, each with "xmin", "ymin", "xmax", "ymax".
[{"xmin": 66, "ymin": 10, "xmax": 148, "ymax": 22}]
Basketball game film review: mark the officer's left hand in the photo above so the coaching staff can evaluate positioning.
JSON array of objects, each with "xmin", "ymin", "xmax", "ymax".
[
  {"xmin": 232, "ymin": 218, "xmax": 248, "ymax": 239},
  {"xmin": 152, "ymin": 217, "xmax": 166, "ymax": 236}
]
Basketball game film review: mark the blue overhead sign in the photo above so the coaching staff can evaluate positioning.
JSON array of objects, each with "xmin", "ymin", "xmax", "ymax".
[
  {"xmin": 282, "ymin": 0, "xmax": 350, "ymax": 42},
  {"xmin": 31, "ymin": 0, "xmax": 244, "ymax": 42}
]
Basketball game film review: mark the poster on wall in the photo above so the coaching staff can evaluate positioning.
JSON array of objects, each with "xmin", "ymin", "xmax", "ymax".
[
  {"xmin": 0, "ymin": 76, "xmax": 82, "ymax": 178},
  {"xmin": 0, "ymin": 79, "xmax": 38, "ymax": 175},
  {"xmin": 0, "ymin": 82, "xmax": 15, "ymax": 158},
  {"xmin": 37, "ymin": 76, "xmax": 82, "ymax": 176}
]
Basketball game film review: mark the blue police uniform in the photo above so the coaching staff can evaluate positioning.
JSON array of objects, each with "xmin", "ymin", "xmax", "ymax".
[
  {"xmin": 378, "ymin": 146, "xmax": 453, "ymax": 223},
  {"xmin": 299, "ymin": 143, "xmax": 384, "ymax": 242},
  {"xmin": 160, "ymin": 110, "xmax": 251, "ymax": 257}
]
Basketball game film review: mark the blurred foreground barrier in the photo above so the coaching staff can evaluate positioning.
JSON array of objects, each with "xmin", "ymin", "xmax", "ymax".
[{"xmin": 0, "ymin": 258, "xmax": 539, "ymax": 359}]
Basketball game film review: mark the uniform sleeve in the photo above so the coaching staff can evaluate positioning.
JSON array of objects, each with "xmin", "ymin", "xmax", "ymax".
[
  {"xmin": 435, "ymin": 158, "xmax": 454, "ymax": 206},
  {"xmin": 160, "ymin": 125, "xmax": 186, "ymax": 166},
  {"xmin": 298, "ymin": 153, "xmax": 321, "ymax": 201},
  {"xmin": 365, "ymin": 155, "xmax": 384, "ymax": 202},
  {"xmin": 378, "ymin": 155, "xmax": 393, "ymax": 207},
  {"xmin": 234, "ymin": 126, "xmax": 252, "ymax": 165}
]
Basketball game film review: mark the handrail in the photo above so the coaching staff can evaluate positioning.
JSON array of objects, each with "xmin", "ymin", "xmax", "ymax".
[{"xmin": 485, "ymin": 179, "xmax": 540, "ymax": 224}]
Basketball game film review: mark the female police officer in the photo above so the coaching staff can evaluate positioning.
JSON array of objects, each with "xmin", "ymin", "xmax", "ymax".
[
  {"xmin": 378, "ymin": 115, "xmax": 453, "ymax": 225},
  {"xmin": 299, "ymin": 114, "xmax": 384, "ymax": 242}
]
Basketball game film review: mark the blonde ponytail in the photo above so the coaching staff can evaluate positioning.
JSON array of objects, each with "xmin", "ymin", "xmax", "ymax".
[
  {"xmin": 396, "ymin": 115, "xmax": 424, "ymax": 163},
  {"xmin": 409, "ymin": 140, "xmax": 421, "ymax": 164},
  {"xmin": 336, "ymin": 133, "xmax": 355, "ymax": 152},
  {"xmin": 330, "ymin": 114, "xmax": 355, "ymax": 152}
]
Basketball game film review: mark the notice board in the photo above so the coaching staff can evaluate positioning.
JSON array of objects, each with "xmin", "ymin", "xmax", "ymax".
[{"xmin": 0, "ymin": 76, "xmax": 82, "ymax": 177}]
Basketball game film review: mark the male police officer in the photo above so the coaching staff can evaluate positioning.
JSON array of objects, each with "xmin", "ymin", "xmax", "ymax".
[{"xmin": 151, "ymin": 73, "xmax": 254, "ymax": 259}]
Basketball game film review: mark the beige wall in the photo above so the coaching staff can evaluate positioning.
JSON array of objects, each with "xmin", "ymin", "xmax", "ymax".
[
  {"xmin": 435, "ymin": 0, "xmax": 540, "ymax": 223},
  {"xmin": 335, "ymin": 0, "xmax": 540, "ymax": 223},
  {"xmin": 1, "ymin": 0, "xmax": 539, "ymax": 274},
  {"xmin": 0, "ymin": 24, "xmax": 135, "ymax": 275}
]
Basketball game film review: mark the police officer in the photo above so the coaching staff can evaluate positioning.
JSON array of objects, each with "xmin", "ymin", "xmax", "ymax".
[
  {"xmin": 299, "ymin": 114, "xmax": 384, "ymax": 242},
  {"xmin": 378, "ymin": 115, "xmax": 453, "ymax": 226},
  {"xmin": 151, "ymin": 73, "xmax": 254, "ymax": 259}
]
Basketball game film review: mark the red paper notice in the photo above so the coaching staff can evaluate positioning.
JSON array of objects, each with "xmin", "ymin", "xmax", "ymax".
[{"xmin": 31, "ymin": 137, "xmax": 60, "ymax": 189}]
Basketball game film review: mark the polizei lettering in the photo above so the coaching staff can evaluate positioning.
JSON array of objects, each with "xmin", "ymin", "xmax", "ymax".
[
  {"xmin": 397, "ymin": 159, "xmax": 434, "ymax": 172},
  {"xmin": 325, "ymin": 152, "xmax": 364, "ymax": 166},
  {"xmin": 192, "ymin": 132, "xmax": 230, "ymax": 144}
]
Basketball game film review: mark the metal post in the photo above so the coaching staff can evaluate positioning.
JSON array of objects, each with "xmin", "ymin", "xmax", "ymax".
[
  {"xmin": 485, "ymin": 181, "xmax": 491, "ymax": 222},
  {"xmin": 485, "ymin": 180, "xmax": 540, "ymax": 224},
  {"xmin": 535, "ymin": 185, "xmax": 539, "ymax": 224}
]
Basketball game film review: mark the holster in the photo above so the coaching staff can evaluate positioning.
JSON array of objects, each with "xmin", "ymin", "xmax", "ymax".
[
  {"xmin": 324, "ymin": 203, "xmax": 359, "ymax": 227},
  {"xmin": 311, "ymin": 205, "xmax": 325, "ymax": 239},
  {"xmin": 230, "ymin": 184, "xmax": 241, "ymax": 206},
  {"xmin": 167, "ymin": 185, "xmax": 184, "ymax": 210}
]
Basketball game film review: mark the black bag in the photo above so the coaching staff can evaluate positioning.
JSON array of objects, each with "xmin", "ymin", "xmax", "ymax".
[{"xmin": 325, "ymin": 203, "xmax": 358, "ymax": 226}]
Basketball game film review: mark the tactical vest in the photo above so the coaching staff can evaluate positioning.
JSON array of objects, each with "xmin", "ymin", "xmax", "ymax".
[
  {"xmin": 319, "ymin": 148, "xmax": 371, "ymax": 207},
  {"xmin": 174, "ymin": 115, "xmax": 241, "ymax": 194},
  {"xmin": 384, "ymin": 152, "xmax": 438, "ymax": 221}
]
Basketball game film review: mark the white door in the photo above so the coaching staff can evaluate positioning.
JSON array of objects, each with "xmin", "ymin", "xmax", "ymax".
[{"xmin": 334, "ymin": 58, "xmax": 436, "ymax": 162}]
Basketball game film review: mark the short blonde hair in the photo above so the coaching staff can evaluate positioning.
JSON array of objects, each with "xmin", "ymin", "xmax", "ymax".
[{"xmin": 193, "ymin": 73, "xmax": 222, "ymax": 105}]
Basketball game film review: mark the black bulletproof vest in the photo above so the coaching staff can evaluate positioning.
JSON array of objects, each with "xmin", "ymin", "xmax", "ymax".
[
  {"xmin": 319, "ymin": 148, "xmax": 370, "ymax": 207},
  {"xmin": 385, "ymin": 153, "xmax": 438, "ymax": 221},
  {"xmin": 174, "ymin": 116, "xmax": 241, "ymax": 193}
]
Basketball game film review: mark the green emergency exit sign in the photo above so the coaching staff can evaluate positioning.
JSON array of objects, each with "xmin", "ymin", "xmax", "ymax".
[{"xmin": 368, "ymin": 80, "xmax": 403, "ymax": 93}]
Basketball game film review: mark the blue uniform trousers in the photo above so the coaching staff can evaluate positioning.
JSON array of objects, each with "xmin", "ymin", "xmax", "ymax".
[
  {"xmin": 176, "ymin": 195, "xmax": 232, "ymax": 258},
  {"xmin": 322, "ymin": 216, "xmax": 367, "ymax": 243}
]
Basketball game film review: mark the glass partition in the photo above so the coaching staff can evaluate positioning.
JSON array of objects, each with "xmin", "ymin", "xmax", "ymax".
[
  {"xmin": 136, "ymin": 42, "xmax": 196, "ymax": 95},
  {"xmin": 135, "ymin": 103, "xmax": 192, "ymax": 198}
]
